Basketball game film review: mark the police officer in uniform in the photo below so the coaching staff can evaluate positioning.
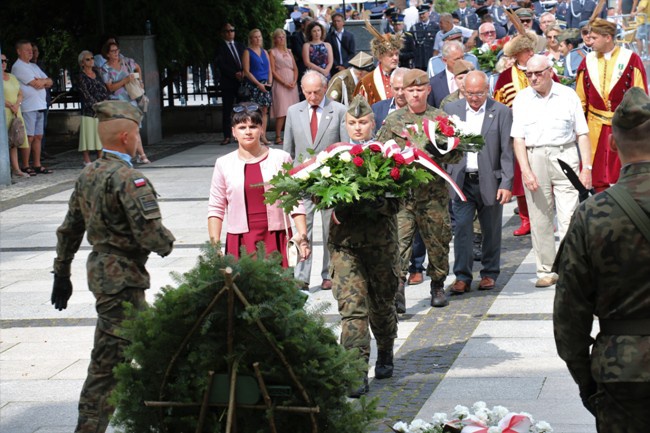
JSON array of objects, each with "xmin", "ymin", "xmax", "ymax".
[
  {"xmin": 51, "ymin": 101, "xmax": 175, "ymax": 433},
  {"xmin": 330, "ymin": 95, "xmax": 400, "ymax": 398},
  {"xmin": 410, "ymin": 4, "xmax": 440, "ymax": 70},
  {"xmin": 392, "ymin": 13, "xmax": 417, "ymax": 68},
  {"xmin": 554, "ymin": 87, "xmax": 650, "ymax": 433}
]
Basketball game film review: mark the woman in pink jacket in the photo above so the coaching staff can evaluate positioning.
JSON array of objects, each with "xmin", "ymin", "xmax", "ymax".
[{"xmin": 208, "ymin": 104, "xmax": 310, "ymax": 267}]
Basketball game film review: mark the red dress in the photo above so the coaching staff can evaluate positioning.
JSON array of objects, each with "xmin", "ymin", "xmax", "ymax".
[{"xmin": 225, "ymin": 155, "xmax": 291, "ymax": 267}]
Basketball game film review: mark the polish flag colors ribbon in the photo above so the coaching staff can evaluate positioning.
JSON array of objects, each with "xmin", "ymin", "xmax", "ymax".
[
  {"xmin": 421, "ymin": 118, "xmax": 461, "ymax": 155},
  {"xmin": 288, "ymin": 140, "xmax": 466, "ymax": 201}
]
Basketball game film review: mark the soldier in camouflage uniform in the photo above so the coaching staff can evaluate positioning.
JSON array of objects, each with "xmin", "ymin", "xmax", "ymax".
[
  {"xmin": 51, "ymin": 101, "xmax": 175, "ymax": 433},
  {"xmin": 376, "ymin": 69, "xmax": 461, "ymax": 309},
  {"xmin": 329, "ymin": 96, "xmax": 400, "ymax": 398},
  {"xmin": 553, "ymin": 88, "xmax": 650, "ymax": 432}
]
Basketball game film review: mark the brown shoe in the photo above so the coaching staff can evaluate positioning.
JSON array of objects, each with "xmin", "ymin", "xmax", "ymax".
[
  {"xmin": 450, "ymin": 280, "xmax": 470, "ymax": 295},
  {"xmin": 407, "ymin": 272, "xmax": 423, "ymax": 285},
  {"xmin": 478, "ymin": 276, "xmax": 495, "ymax": 290},
  {"xmin": 321, "ymin": 279, "xmax": 333, "ymax": 290},
  {"xmin": 535, "ymin": 275, "xmax": 558, "ymax": 287}
]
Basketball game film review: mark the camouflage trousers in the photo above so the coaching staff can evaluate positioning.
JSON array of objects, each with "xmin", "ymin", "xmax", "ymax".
[
  {"xmin": 591, "ymin": 382, "xmax": 650, "ymax": 433},
  {"xmin": 329, "ymin": 244, "xmax": 399, "ymax": 369},
  {"xmin": 397, "ymin": 196, "xmax": 452, "ymax": 287},
  {"xmin": 75, "ymin": 287, "xmax": 146, "ymax": 433}
]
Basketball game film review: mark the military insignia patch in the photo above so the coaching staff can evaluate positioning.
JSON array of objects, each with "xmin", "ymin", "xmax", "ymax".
[
  {"xmin": 138, "ymin": 194, "xmax": 159, "ymax": 213},
  {"xmin": 134, "ymin": 178, "xmax": 147, "ymax": 188}
]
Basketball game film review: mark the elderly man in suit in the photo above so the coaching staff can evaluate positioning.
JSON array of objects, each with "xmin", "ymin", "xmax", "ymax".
[
  {"xmin": 327, "ymin": 12, "xmax": 356, "ymax": 74},
  {"xmin": 427, "ymin": 40, "xmax": 466, "ymax": 108},
  {"xmin": 215, "ymin": 23, "xmax": 245, "ymax": 145},
  {"xmin": 284, "ymin": 70, "xmax": 349, "ymax": 291},
  {"xmin": 444, "ymin": 71, "xmax": 513, "ymax": 294},
  {"xmin": 371, "ymin": 67, "xmax": 409, "ymax": 132}
]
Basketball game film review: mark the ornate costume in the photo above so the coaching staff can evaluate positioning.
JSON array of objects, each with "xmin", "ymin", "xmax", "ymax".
[{"xmin": 354, "ymin": 65, "xmax": 392, "ymax": 106}]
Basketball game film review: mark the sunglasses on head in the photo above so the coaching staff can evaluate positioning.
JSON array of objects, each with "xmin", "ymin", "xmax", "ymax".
[{"xmin": 233, "ymin": 103, "xmax": 259, "ymax": 113}]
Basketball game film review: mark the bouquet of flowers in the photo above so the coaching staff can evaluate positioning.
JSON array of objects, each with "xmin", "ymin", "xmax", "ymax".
[
  {"xmin": 391, "ymin": 401, "xmax": 553, "ymax": 433},
  {"xmin": 403, "ymin": 116, "xmax": 485, "ymax": 156},
  {"xmin": 471, "ymin": 37, "xmax": 510, "ymax": 72},
  {"xmin": 264, "ymin": 141, "xmax": 463, "ymax": 213}
]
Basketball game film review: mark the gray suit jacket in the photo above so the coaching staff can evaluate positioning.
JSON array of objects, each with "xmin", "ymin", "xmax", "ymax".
[
  {"xmin": 283, "ymin": 97, "xmax": 349, "ymax": 164},
  {"xmin": 444, "ymin": 98, "xmax": 514, "ymax": 206}
]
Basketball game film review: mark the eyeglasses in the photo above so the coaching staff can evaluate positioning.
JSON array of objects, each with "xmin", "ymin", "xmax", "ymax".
[
  {"xmin": 480, "ymin": 30, "xmax": 496, "ymax": 35},
  {"xmin": 1, "ymin": 59, "xmax": 7, "ymax": 63},
  {"xmin": 226, "ymin": 28, "xmax": 236, "ymax": 33},
  {"xmin": 466, "ymin": 91, "xmax": 487, "ymax": 98},
  {"xmin": 524, "ymin": 66, "xmax": 551, "ymax": 78},
  {"xmin": 109, "ymin": 49, "xmax": 119, "ymax": 53},
  {"xmin": 233, "ymin": 103, "xmax": 259, "ymax": 113},
  {"xmin": 546, "ymin": 35, "xmax": 558, "ymax": 40},
  {"xmin": 520, "ymin": 19, "xmax": 532, "ymax": 24}
]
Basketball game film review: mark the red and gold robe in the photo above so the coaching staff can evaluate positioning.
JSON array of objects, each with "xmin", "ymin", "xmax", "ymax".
[
  {"xmin": 576, "ymin": 46, "xmax": 648, "ymax": 190},
  {"xmin": 353, "ymin": 64, "xmax": 392, "ymax": 106}
]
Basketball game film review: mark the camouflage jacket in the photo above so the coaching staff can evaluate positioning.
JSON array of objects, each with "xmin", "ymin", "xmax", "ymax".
[
  {"xmin": 328, "ymin": 198, "xmax": 400, "ymax": 248},
  {"xmin": 54, "ymin": 153, "xmax": 175, "ymax": 294},
  {"xmin": 553, "ymin": 162, "xmax": 650, "ymax": 386}
]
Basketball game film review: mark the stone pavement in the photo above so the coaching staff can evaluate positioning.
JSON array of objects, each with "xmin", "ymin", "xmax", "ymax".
[{"xmin": 0, "ymin": 134, "xmax": 597, "ymax": 433}]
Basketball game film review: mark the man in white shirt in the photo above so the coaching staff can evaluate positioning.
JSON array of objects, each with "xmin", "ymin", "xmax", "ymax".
[
  {"xmin": 433, "ymin": 13, "xmax": 477, "ymax": 55},
  {"xmin": 11, "ymin": 39, "xmax": 53, "ymax": 174},
  {"xmin": 511, "ymin": 55, "xmax": 592, "ymax": 288}
]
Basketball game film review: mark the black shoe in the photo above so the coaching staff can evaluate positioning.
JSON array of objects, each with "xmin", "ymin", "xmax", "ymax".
[
  {"xmin": 395, "ymin": 281, "xmax": 406, "ymax": 314},
  {"xmin": 347, "ymin": 375, "xmax": 369, "ymax": 398},
  {"xmin": 300, "ymin": 281, "xmax": 310, "ymax": 291},
  {"xmin": 375, "ymin": 349, "xmax": 394, "ymax": 379},
  {"xmin": 430, "ymin": 285, "xmax": 449, "ymax": 308},
  {"xmin": 514, "ymin": 206, "xmax": 520, "ymax": 215}
]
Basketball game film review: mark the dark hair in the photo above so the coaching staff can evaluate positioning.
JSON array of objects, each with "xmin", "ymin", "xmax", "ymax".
[
  {"xmin": 331, "ymin": 12, "xmax": 345, "ymax": 21},
  {"xmin": 231, "ymin": 107, "xmax": 263, "ymax": 126},
  {"xmin": 102, "ymin": 41, "xmax": 119, "ymax": 58},
  {"xmin": 306, "ymin": 21, "xmax": 326, "ymax": 42}
]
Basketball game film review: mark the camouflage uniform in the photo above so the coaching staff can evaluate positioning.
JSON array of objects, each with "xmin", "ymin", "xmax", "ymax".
[
  {"xmin": 376, "ymin": 106, "xmax": 461, "ymax": 300},
  {"xmin": 554, "ymin": 122, "xmax": 650, "ymax": 433},
  {"xmin": 328, "ymin": 199, "xmax": 400, "ymax": 369},
  {"xmin": 54, "ymin": 150, "xmax": 175, "ymax": 433}
]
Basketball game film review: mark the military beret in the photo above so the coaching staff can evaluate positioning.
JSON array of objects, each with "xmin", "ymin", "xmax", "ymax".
[
  {"xmin": 402, "ymin": 69, "xmax": 429, "ymax": 87},
  {"xmin": 453, "ymin": 59, "xmax": 475, "ymax": 76},
  {"xmin": 418, "ymin": 4, "xmax": 430, "ymax": 14},
  {"xmin": 515, "ymin": 8, "xmax": 534, "ymax": 18},
  {"xmin": 94, "ymin": 100, "xmax": 143, "ymax": 124},
  {"xmin": 347, "ymin": 95, "xmax": 374, "ymax": 119},
  {"xmin": 442, "ymin": 27, "xmax": 464, "ymax": 41},
  {"xmin": 612, "ymin": 87, "xmax": 650, "ymax": 130},
  {"xmin": 348, "ymin": 51, "xmax": 375, "ymax": 71}
]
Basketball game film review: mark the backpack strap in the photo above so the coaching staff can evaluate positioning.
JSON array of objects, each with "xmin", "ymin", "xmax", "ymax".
[{"xmin": 605, "ymin": 185, "xmax": 650, "ymax": 244}]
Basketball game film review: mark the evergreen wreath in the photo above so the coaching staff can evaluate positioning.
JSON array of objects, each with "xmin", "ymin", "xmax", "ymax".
[{"xmin": 110, "ymin": 243, "xmax": 381, "ymax": 432}]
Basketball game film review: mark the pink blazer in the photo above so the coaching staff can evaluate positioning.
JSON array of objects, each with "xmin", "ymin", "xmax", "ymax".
[{"xmin": 208, "ymin": 148, "xmax": 305, "ymax": 234}]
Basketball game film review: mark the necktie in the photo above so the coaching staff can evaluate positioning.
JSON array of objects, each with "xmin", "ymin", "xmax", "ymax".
[
  {"xmin": 310, "ymin": 105, "xmax": 319, "ymax": 142},
  {"xmin": 230, "ymin": 42, "xmax": 241, "ymax": 68}
]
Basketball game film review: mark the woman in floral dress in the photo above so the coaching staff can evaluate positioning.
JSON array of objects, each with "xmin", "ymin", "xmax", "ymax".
[
  {"xmin": 302, "ymin": 21, "xmax": 333, "ymax": 80},
  {"xmin": 77, "ymin": 50, "xmax": 109, "ymax": 166}
]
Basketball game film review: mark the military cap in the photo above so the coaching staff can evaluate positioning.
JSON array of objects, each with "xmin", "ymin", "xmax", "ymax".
[
  {"xmin": 579, "ymin": 20, "xmax": 590, "ymax": 29},
  {"xmin": 347, "ymin": 95, "xmax": 374, "ymax": 118},
  {"xmin": 348, "ymin": 51, "xmax": 375, "ymax": 71},
  {"xmin": 391, "ymin": 13, "xmax": 405, "ymax": 23},
  {"xmin": 543, "ymin": 1, "xmax": 558, "ymax": 10},
  {"xmin": 515, "ymin": 8, "xmax": 534, "ymax": 18},
  {"xmin": 94, "ymin": 100, "xmax": 143, "ymax": 124},
  {"xmin": 402, "ymin": 69, "xmax": 429, "ymax": 87},
  {"xmin": 590, "ymin": 18, "xmax": 617, "ymax": 36},
  {"xmin": 476, "ymin": 5, "xmax": 491, "ymax": 17},
  {"xmin": 612, "ymin": 87, "xmax": 650, "ymax": 130},
  {"xmin": 418, "ymin": 4, "xmax": 431, "ymax": 14},
  {"xmin": 385, "ymin": 7, "xmax": 396, "ymax": 16},
  {"xmin": 442, "ymin": 27, "xmax": 464, "ymax": 41},
  {"xmin": 453, "ymin": 59, "xmax": 475, "ymax": 76},
  {"xmin": 476, "ymin": 0, "xmax": 486, "ymax": 5},
  {"xmin": 557, "ymin": 28, "xmax": 580, "ymax": 43}
]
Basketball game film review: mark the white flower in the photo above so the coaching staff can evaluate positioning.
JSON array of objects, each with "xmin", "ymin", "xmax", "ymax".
[
  {"xmin": 467, "ymin": 414, "xmax": 488, "ymax": 426},
  {"xmin": 473, "ymin": 408, "xmax": 491, "ymax": 424},
  {"xmin": 472, "ymin": 401, "xmax": 487, "ymax": 412},
  {"xmin": 316, "ymin": 151, "xmax": 330, "ymax": 163},
  {"xmin": 533, "ymin": 421, "xmax": 553, "ymax": 433},
  {"xmin": 431, "ymin": 412, "xmax": 448, "ymax": 425},
  {"xmin": 488, "ymin": 427, "xmax": 502, "ymax": 433},
  {"xmin": 339, "ymin": 151, "xmax": 352, "ymax": 162},
  {"xmin": 479, "ymin": 44, "xmax": 490, "ymax": 53},
  {"xmin": 408, "ymin": 419, "xmax": 432, "ymax": 433},
  {"xmin": 319, "ymin": 166, "xmax": 332, "ymax": 178},
  {"xmin": 297, "ymin": 171, "xmax": 310, "ymax": 181},
  {"xmin": 392, "ymin": 421, "xmax": 410, "ymax": 432},
  {"xmin": 491, "ymin": 405, "xmax": 509, "ymax": 421},
  {"xmin": 453, "ymin": 405, "xmax": 470, "ymax": 420}
]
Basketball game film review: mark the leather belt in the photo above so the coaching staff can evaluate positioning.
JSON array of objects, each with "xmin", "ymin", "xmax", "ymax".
[
  {"xmin": 599, "ymin": 318, "xmax": 650, "ymax": 336},
  {"xmin": 588, "ymin": 107, "xmax": 614, "ymax": 125},
  {"xmin": 93, "ymin": 244, "xmax": 148, "ymax": 264},
  {"xmin": 465, "ymin": 172, "xmax": 479, "ymax": 181}
]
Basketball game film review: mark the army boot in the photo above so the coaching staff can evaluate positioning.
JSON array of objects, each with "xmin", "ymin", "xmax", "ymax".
[
  {"xmin": 347, "ymin": 374, "xmax": 369, "ymax": 398},
  {"xmin": 430, "ymin": 283, "xmax": 449, "ymax": 308},
  {"xmin": 395, "ymin": 281, "xmax": 406, "ymax": 314},
  {"xmin": 375, "ymin": 349, "xmax": 394, "ymax": 379}
]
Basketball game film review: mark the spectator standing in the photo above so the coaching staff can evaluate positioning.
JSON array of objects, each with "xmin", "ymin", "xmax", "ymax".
[
  {"xmin": 30, "ymin": 43, "xmax": 54, "ymax": 160},
  {"xmin": 554, "ymin": 88, "xmax": 650, "ymax": 433},
  {"xmin": 433, "ymin": 13, "xmax": 478, "ymax": 56},
  {"xmin": 77, "ymin": 51, "xmax": 109, "ymax": 166},
  {"xmin": 428, "ymin": 40, "xmax": 466, "ymax": 108},
  {"xmin": 371, "ymin": 66, "xmax": 409, "ymax": 131},
  {"xmin": 101, "ymin": 42, "xmax": 150, "ymax": 164},
  {"xmin": 439, "ymin": 59, "xmax": 475, "ymax": 109},
  {"xmin": 326, "ymin": 13, "xmax": 356, "ymax": 74},
  {"xmin": 511, "ymin": 55, "xmax": 592, "ymax": 288},
  {"xmin": 269, "ymin": 29, "xmax": 300, "ymax": 145},
  {"xmin": 208, "ymin": 104, "xmax": 309, "ymax": 267},
  {"xmin": 215, "ymin": 23, "xmax": 245, "ymax": 145},
  {"xmin": 2, "ymin": 53, "xmax": 30, "ymax": 178},
  {"xmin": 242, "ymin": 29, "xmax": 273, "ymax": 145},
  {"xmin": 302, "ymin": 21, "xmax": 334, "ymax": 80},
  {"xmin": 283, "ymin": 71, "xmax": 349, "ymax": 290},
  {"xmin": 326, "ymin": 51, "xmax": 374, "ymax": 105},
  {"xmin": 542, "ymin": 25, "xmax": 563, "ymax": 63},
  {"xmin": 51, "ymin": 101, "xmax": 175, "ymax": 433},
  {"xmin": 411, "ymin": 4, "xmax": 441, "ymax": 70},
  {"xmin": 11, "ymin": 40, "xmax": 53, "ymax": 175},
  {"xmin": 567, "ymin": 0, "xmax": 606, "ymax": 28},
  {"xmin": 354, "ymin": 26, "xmax": 402, "ymax": 105},
  {"xmin": 444, "ymin": 71, "xmax": 513, "ymax": 295},
  {"xmin": 455, "ymin": 0, "xmax": 480, "ymax": 30},
  {"xmin": 575, "ymin": 18, "xmax": 648, "ymax": 192}
]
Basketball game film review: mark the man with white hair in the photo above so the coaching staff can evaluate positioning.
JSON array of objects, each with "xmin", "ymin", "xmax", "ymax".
[
  {"xmin": 511, "ymin": 54, "xmax": 592, "ymax": 288},
  {"xmin": 478, "ymin": 22, "xmax": 498, "ymax": 46},
  {"xmin": 433, "ymin": 13, "xmax": 478, "ymax": 55},
  {"xmin": 428, "ymin": 40, "xmax": 466, "ymax": 108}
]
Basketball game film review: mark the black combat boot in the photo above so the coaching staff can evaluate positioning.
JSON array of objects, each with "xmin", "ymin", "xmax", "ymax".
[
  {"xmin": 375, "ymin": 349, "xmax": 394, "ymax": 379},
  {"xmin": 430, "ymin": 284, "xmax": 449, "ymax": 307},
  {"xmin": 347, "ymin": 374, "xmax": 369, "ymax": 398},
  {"xmin": 395, "ymin": 281, "xmax": 406, "ymax": 314}
]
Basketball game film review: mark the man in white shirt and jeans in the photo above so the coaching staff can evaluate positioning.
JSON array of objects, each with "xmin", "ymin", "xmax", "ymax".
[
  {"xmin": 511, "ymin": 54, "xmax": 592, "ymax": 288},
  {"xmin": 11, "ymin": 39, "xmax": 53, "ymax": 174}
]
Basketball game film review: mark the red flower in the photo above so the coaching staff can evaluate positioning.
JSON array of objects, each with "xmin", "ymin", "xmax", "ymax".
[
  {"xmin": 390, "ymin": 166, "xmax": 400, "ymax": 180},
  {"xmin": 491, "ymin": 45, "xmax": 498, "ymax": 52},
  {"xmin": 435, "ymin": 115, "xmax": 450, "ymax": 127},
  {"xmin": 368, "ymin": 143, "xmax": 382, "ymax": 153},
  {"xmin": 350, "ymin": 144, "xmax": 364, "ymax": 155},
  {"xmin": 392, "ymin": 153, "xmax": 406, "ymax": 166},
  {"xmin": 353, "ymin": 156, "xmax": 364, "ymax": 167},
  {"xmin": 440, "ymin": 124, "xmax": 455, "ymax": 137}
]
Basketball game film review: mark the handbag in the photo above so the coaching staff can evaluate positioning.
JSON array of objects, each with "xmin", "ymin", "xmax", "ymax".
[
  {"xmin": 125, "ymin": 78, "xmax": 145, "ymax": 100},
  {"xmin": 8, "ymin": 116, "xmax": 25, "ymax": 148},
  {"xmin": 283, "ymin": 216, "xmax": 302, "ymax": 267}
]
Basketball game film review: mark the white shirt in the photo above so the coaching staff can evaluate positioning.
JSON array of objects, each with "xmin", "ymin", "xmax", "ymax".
[
  {"xmin": 11, "ymin": 59, "xmax": 48, "ymax": 112},
  {"xmin": 465, "ymin": 101, "xmax": 486, "ymax": 171},
  {"xmin": 511, "ymin": 82, "xmax": 589, "ymax": 146}
]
